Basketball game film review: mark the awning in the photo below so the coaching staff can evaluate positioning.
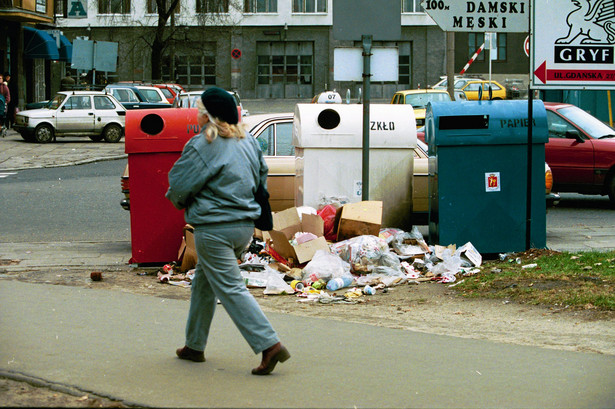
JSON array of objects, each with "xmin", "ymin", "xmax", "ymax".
[
  {"xmin": 23, "ymin": 26, "xmax": 60, "ymax": 60},
  {"xmin": 58, "ymin": 34, "xmax": 72, "ymax": 63}
]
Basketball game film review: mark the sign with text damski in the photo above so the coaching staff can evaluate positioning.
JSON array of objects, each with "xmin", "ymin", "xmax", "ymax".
[
  {"xmin": 532, "ymin": 0, "xmax": 615, "ymax": 89},
  {"xmin": 421, "ymin": 0, "xmax": 529, "ymax": 32}
]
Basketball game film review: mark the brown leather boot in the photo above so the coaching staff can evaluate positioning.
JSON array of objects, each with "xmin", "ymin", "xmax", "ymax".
[
  {"xmin": 251, "ymin": 342, "xmax": 290, "ymax": 375},
  {"xmin": 176, "ymin": 346, "xmax": 205, "ymax": 362}
]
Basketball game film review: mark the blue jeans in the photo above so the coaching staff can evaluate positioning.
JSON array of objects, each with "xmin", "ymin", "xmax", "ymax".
[{"xmin": 184, "ymin": 221, "xmax": 279, "ymax": 354}]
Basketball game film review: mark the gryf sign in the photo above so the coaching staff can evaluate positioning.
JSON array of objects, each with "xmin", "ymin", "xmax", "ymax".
[
  {"xmin": 422, "ymin": 0, "xmax": 529, "ymax": 32},
  {"xmin": 532, "ymin": 0, "xmax": 615, "ymax": 89}
]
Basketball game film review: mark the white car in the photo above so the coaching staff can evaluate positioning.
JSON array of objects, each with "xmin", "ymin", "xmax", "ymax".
[
  {"xmin": 134, "ymin": 85, "xmax": 169, "ymax": 104},
  {"xmin": 173, "ymin": 90, "xmax": 248, "ymax": 117},
  {"xmin": 14, "ymin": 91, "xmax": 126, "ymax": 143}
]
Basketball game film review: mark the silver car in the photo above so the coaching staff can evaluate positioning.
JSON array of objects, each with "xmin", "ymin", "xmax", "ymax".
[{"xmin": 14, "ymin": 91, "xmax": 126, "ymax": 143}]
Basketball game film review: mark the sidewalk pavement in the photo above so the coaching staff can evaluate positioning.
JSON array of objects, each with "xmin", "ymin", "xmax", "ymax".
[
  {"xmin": 1, "ymin": 279, "xmax": 614, "ymax": 408},
  {"xmin": 1, "ymin": 101, "xmax": 615, "ymax": 407}
]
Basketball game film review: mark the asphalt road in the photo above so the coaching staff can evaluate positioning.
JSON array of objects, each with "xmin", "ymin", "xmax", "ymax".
[
  {"xmin": 2, "ymin": 158, "xmax": 615, "ymax": 249},
  {"xmin": 0, "ymin": 159, "xmax": 130, "ymax": 242}
]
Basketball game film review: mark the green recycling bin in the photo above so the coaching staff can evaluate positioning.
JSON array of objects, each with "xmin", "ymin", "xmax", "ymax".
[{"xmin": 426, "ymin": 100, "xmax": 548, "ymax": 254}]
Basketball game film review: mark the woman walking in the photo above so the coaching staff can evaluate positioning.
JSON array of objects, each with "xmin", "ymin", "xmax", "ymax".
[{"xmin": 166, "ymin": 87, "xmax": 290, "ymax": 375}]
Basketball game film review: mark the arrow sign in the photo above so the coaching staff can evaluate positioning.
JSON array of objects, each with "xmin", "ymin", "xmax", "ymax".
[
  {"xmin": 534, "ymin": 61, "xmax": 615, "ymax": 84},
  {"xmin": 421, "ymin": 0, "xmax": 529, "ymax": 33}
]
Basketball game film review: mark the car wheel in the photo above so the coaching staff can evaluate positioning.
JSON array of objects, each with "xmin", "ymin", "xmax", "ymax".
[
  {"xmin": 34, "ymin": 124, "xmax": 54, "ymax": 143},
  {"xmin": 103, "ymin": 124, "xmax": 122, "ymax": 143},
  {"xmin": 89, "ymin": 134, "xmax": 104, "ymax": 142}
]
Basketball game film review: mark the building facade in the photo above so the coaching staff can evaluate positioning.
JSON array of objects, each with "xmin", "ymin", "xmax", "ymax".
[
  {"xmin": 1, "ymin": 0, "xmax": 532, "ymax": 106},
  {"xmin": 55, "ymin": 0, "xmax": 448, "ymax": 99}
]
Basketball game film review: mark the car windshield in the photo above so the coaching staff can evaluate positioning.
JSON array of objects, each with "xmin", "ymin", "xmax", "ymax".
[
  {"xmin": 139, "ymin": 88, "xmax": 164, "ymax": 103},
  {"xmin": 404, "ymin": 92, "xmax": 451, "ymax": 108},
  {"xmin": 48, "ymin": 94, "xmax": 67, "ymax": 110},
  {"xmin": 557, "ymin": 106, "xmax": 615, "ymax": 139},
  {"xmin": 454, "ymin": 79, "xmax": 471, "ymax": 88}
]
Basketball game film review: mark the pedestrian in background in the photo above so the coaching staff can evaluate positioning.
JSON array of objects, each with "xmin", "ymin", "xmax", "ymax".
[
  {"xmin": 165, "ymin": 87, "xmax": 290, "ymax": 375},
  {"xmin": 0, "ymin": 73, "xmax": 10, "ymax": 125},
  {"xmin": 3, "ymin": 72, "xmax": 15, "ymax": 129}
]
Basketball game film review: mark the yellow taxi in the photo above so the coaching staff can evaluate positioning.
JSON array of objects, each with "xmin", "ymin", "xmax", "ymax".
[
  {"xmin": 455, "ymin": 79, "xmax": 507, "ymax": 100},
  {"xmin": 390, "ymin": 89, "xmax": 452, "ymax": 127}
]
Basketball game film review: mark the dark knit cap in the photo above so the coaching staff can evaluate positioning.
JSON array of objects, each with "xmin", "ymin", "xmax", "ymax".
[{"xmin": 200, "ymin": 87, "xmax": 238, "ymax": 125}]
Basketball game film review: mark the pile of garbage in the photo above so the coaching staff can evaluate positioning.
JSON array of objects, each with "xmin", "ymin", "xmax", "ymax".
[
  {"xmin": 153, "ymin": 206, "xmax": 484, "ymax": 303},
  {"xmin": 236, "ymin": 226, "xmax": 482, "ymax": 303}
]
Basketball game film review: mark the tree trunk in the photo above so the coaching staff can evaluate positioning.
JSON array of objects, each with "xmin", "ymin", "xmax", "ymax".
[{"xmin": 151, "ymin": 34, "xmax": 164, "ymax": 81}]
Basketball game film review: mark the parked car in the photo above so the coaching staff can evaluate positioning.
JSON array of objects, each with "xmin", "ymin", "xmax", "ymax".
[
  {"xmin": 134, "ymin": 85, "xmax": 169, "ymax": 104},
  {"xmin": 455, "ymin": 79, "xmax": 507, "ymax": 100},
  {"xmin": 544, "ymin": 102, "xmax": 615, "ymax": 204},
  {"xmin": 103, "ymin": 84, "xmax": 173, "ymax": 110},
  {"xmin": 173, "ymin": 90, "xmax": 247, "ymax": 117},
  {"xmin": 153, "ymin": 83, "xmax": 185, "ymax": 104},
  {"xmin": 390, "ymin": 89, "xmax": 453, "ymax": 127},
  {"xmin": 13, "ymin": 91, "xmax": 126, "ymax": 143}
]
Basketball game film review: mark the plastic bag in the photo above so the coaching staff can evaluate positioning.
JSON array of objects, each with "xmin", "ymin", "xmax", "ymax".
[
  {"xmin": 302, "ymin": 250, "xmax": 352, "ymax": 282},
  {"xmin": 330, "ymin": 235, "xmax": 393, "ymax": 274},
  {"xmin": 263, "ymin": 266, "xmax": 294, "ymax": 295},
  {"xmin": 390, "ymin": 226, "xmax": 430, "ymax": 258},
  {"xmin": 317, "ymin": 204, "xmax": 338, "ymax": 241},
  {"xmin": 431, "ymin": 248, "xmax": 462, "ymax": 283}
]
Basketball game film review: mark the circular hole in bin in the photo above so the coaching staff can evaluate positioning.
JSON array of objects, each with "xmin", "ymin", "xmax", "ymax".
[
  {"xmin": 140, "ymin": 114, "xmax": 164, "ymax": 135},
  {"xmin": 317, "ymin": 109, "xmax": 341, "ymax": 130}
]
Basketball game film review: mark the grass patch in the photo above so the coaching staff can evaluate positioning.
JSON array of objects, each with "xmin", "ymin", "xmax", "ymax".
[{"xmin": 453, "ymin": 249, "xmax": 615, "ymax": 311}]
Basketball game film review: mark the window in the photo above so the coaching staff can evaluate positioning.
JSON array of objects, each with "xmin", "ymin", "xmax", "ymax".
[
  {"xmin": 138, "ymin": 88, "xmax": 164, "ymax": 103},
  {"xmin": 98, "ymin": 0, "xmax": 130, "ymax": 14},
  {"xmin": 468, "ymin": 33, "xmax": 485, "ymax": 61},
  {"xmin": 148, "ymin": 0, "xmax": 180, "ymax": 14},
  {"xmin": 174, "ymin": 55, "xmax": 216, "ymax": 87},
  {"xmin": 65, "ymin": 95, "xmax": 91, "ymax": 110},
  {"xmin": 256, "ymin": 122, "xmax": 294, "ymax": 156},
  {"xmin": 55, "ymin": 0, "xmax": 67, "ymax": 17},
  {"xmin": 94, "ymin": 96, "xmax": 116, "ymax": 109},
  {"xmin": 399, "ymin": 55, "xmax": 410, "ymax": 85},
  {"xmin": 495, "ymin": 33, "xmax": 507, "ymax": 61},
  {"xmin": 244, "ymin": 0, "xmax": 276, "ymax": 12},
  {"xmin": 257, "ymin": 127, "xmax": 274, "ymax": 155},
  {"xmin": 292, "ymin": 0, "xmax": 325, "ymax": 13},
  {"xmin": 111, "ymin": 88, "xmax": 138, "ymax": 103},
  {"xmin": 402, "ymin": 0, "xmax": 423, "ymax": 12},
  {"xmin": 36, "ymin": 0, "xmax": 47, "ymax": 13},
  {"xmin": 196, "ymin": 0, "xmax": 228, "ymax": 12},
  {"xmin": 276, "ymin": 122, "xmax": 294, "ymax": 156},
  {"xmin": 547, "ymin": 111, "xmax": 577, "ymax": 139},
  {"xmin": 257, "ymin": 46, "xmax": 313, "ymax": 85}
]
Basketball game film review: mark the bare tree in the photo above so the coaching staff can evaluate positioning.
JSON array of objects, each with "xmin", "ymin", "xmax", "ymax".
[{"xmin": 145, "ymin": 0, "xmax": 243, "ymax": 81}]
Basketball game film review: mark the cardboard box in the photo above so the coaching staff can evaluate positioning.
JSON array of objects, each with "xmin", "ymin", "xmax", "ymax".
[
  {"xmin": 335, "ymin": 201, "xmax": 383, "ymax": 242},
  {"xmin": 177, "ymin": 224, "xmax": 198, "ymax": 272},
  {"xmin": 268, "ymin": 207, "xmax": 330, "ymax": 265}
]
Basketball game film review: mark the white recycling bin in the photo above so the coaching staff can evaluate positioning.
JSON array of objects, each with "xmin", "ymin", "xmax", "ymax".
[{"xmin": 293, "ymin": 103, "xmax": 417, "ymax": 230}]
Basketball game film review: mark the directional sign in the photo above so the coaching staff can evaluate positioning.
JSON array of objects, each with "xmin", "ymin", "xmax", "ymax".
[
  {"xmin": 421, "ymin": 0, "xmax": 529, "ymax": 33},
  {"xmin": 531, "ymin": 0, "xmax": 615, "ymax": 89}
]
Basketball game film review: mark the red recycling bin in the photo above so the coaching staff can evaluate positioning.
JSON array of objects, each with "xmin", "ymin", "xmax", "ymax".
[{"xmin": 125, "ymin": 108, "xmax": 199, "ymax": 264}]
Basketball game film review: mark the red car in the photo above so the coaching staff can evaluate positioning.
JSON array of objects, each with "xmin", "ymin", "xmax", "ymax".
[
  {"xmin": 544, "ymin": 102, "xmax": 615, "ymax": 204},
  {"xmin": 153, "ymin": 83, "xmax": 185, "ymax": 104}
]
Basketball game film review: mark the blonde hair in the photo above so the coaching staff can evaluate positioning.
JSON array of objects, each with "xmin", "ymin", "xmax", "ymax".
[{"xmin": 196, "ymin": 98, "xmax": 247, "ymax": 143}]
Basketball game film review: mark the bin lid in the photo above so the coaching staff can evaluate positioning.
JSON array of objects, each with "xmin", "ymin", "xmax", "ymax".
[
  {"xmin": 294, "ymin": 104, "xmax": 417, "ymax": 149},
  {"xmin": 426, "ymin": 100, "xmax": 548, "ymax": 147},
  {"xmin": 125, "ymin": 108, "xmax": 200, "ymax": 154}
]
